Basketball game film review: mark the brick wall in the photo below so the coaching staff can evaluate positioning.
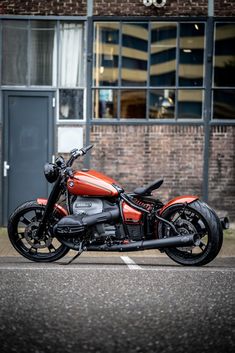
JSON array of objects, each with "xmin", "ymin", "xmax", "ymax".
[
  {"xmin": 93, "ymin": 0, "xmax": 208, "ymax": 16},
  {"xmin": 209, "ymin": 126, "xmax": 235, "ymax": 218},
  {"xmin": 90, "ymin": 124, "xmax": 235, "ymax": 219},
  {"xmin": 0, "ymin": 0, "xmax": 87, "ymax": 16},
  {"xmin": 90, "ymin": 124, "xmax": 204, "ymax": 202},
  {"xmin": 1, "ymin": 1, "xmax": 234, "ymax": 18},
  {"xmin": 214, "ymin": 0, "xmax": 235, "ymax": 16}
]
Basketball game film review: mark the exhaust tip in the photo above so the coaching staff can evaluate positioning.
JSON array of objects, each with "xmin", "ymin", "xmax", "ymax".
[{"xmin": 220, "ymin": 216, "xmax": 230, "ymax": 230}]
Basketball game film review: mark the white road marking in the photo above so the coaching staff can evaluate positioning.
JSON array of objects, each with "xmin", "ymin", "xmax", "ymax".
[{"xmin": 120, "ymin": 256, "xmax": 142, "ymax": 270}]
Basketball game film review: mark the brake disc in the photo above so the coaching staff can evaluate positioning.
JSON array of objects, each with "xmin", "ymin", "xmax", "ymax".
[
  {"xmin": 176, "ymin": 219, "xmax": 197, "ymax": 252},
  {"xmin": 24, "ymin": 221, "xmax": 52, "ymax": 249}
]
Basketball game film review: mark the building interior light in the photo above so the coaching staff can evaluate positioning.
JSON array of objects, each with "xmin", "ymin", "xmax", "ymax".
[
  {"xmin": 100, "ymin": 66, "xmax": 104, "ymax": 74},
  {"xmin": 183, "ymin": 49, "xmax": 192, "ymax": 53},
  {"xmin": 194, "ymin": 24, "xmax": 199, "ymax": 30}
]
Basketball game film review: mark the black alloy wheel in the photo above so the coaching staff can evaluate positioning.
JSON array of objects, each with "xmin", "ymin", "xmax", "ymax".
[
  {"xmin": 8, "ymin": 201, "xmax": 70, "ymax": 262},
  {"xmin": 158, "ymin": 200, "xmax": 223, "ymax": 266}
]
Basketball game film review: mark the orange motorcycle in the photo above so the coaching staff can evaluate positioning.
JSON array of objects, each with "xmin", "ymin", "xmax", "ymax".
[{"xmin": 8, "ymin": 145, "xmax": 228, "ymax": 266}]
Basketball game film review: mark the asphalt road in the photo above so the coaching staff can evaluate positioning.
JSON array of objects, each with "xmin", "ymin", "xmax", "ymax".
[{"xmin": 0, "ymin": 256, "xmax": 234, "ymax": 353}]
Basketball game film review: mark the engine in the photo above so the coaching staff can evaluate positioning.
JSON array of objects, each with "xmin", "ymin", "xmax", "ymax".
[
  {"xmin": 54, "ymin": 197, "xmax": 148, "ymax": 250},
  {"xmin": 54, "ymin": 197, "xmax": 122, "ymax": 249},
  {"xmin": 72, "ymin": 197, "xmax": 103, "ymax": 216}
]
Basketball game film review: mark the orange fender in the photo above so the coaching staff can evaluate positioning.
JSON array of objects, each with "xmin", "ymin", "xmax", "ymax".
[
  {"xmin": 37, "ymin": 198, "xmax": 68, "ymax": 216},
  {"xmin": 160, "ymin": 195, "xmax": 199, "ymax": 215}
]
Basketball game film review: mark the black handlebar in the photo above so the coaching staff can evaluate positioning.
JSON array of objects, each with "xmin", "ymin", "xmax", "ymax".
[
  {"xmin": 66, "ymin": 144, "xmax": 94, "ymax": 167},
  {"xmin": 80, "ymin": 144, "xmax": 93, "ymax": 155}
]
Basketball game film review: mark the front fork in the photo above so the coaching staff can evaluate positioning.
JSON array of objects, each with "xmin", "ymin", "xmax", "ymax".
[{"xmin": 35, "ymin": 176, "xmax": 63, "ymax": 237}]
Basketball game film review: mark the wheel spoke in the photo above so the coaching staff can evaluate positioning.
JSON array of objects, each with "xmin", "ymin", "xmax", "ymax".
[
  {"xmin": 48, "ymin": 243, "xmax": 56, "ymax": 253},
  {"xmin": 20, "ymin": 216, "xmax": 31, "ymax": 226},
  {"xmin": 199, "ymin": 241, "xmax": 207, "ymax": 250},
  {"xmin": 35, "ymin": 209, "xmax": 43, "ymax": 221},
  {"xmin": 15, "ymin": 232, "xmax": 25, "ymax": 243},
  {"xmin": 28, "ymin": 246, "xmax": 37, "ymax": 254}
]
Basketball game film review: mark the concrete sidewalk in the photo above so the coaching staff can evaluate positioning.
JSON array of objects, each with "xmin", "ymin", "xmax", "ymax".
[{"xmin": 1, "ymin": 227, "xmax": 235, "ymax": 258}]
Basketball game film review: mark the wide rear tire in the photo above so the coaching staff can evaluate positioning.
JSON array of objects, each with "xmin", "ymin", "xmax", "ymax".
[
  {"xmin": 158, "ymin": 200, "xmax": 223, "ymax": 266},
  {"xmin": 8, "ymin": 201, "xmax": 70, "ymax": 262}
]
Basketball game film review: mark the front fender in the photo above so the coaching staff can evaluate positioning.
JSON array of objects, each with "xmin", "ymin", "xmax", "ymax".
[
  {"xmin": 37, "ymin": 198, "xmax": 68, "ymax": 216},
  {"xmin": 160, "ymin": 195, "xmax": 199, "ymax": 215}
]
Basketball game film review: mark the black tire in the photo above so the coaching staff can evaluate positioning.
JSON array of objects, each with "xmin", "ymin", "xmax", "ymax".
[
  {"xmin": 8, "ymin": 201, "xmax": 70, "ymax": 262},
  {"xmin": 158, "ymin": 200, "xmax": 223, "ymax": 266}
]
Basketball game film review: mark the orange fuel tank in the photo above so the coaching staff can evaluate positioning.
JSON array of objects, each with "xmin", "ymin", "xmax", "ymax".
[{"xmin": 67, "ymin": 169, "xmax": 120, "ymax": 197}]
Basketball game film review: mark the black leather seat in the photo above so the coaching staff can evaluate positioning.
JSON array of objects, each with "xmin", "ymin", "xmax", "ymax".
[{"xmin": 133, "ymin": 179, "xmax": 164, "ymax": 196}]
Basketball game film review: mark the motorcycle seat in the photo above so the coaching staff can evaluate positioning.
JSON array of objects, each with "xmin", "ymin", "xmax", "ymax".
[{"xmin": 133, "ymin": 178, "xmax": 164, "ymax": 196}]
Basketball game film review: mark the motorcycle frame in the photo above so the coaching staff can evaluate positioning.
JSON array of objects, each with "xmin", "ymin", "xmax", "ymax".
[{"xmin": 36, "ymin": 170, "xmax": 199, "ymax": 242}]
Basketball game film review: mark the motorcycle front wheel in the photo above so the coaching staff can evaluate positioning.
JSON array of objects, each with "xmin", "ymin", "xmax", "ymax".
[
  {"xmin": 8, "ymin": 201, "xmax": 70, "ymax": 262},
  {"xmin": 158, "ymin": 200, "xmax": 223, "ymax": 266}
]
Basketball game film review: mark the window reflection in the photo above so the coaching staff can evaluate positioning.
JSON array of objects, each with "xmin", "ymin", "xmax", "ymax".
[
  {"xmin": 59, "ymin": 89, "xmax": 83, "ymax": 120},
  {"xmin": 149, "ymin": 90, "xmax": 175, "ymax": 119},
  {"xmin": 213, "ymin": 90, "xmax": 235, "ymax": 119},
  {"xmin": 214, "ymin": 23, "xmax": 235, "ymax": 87},
  {"xmin": 178, "ymin": 90, "xmax": 203, "ymax": 119},
  {"xmin": 121, "ymin": 23, "xmax": 148, "ymax": 86},
  {"xmin": 150, "ymin": 23, "xmax": 177, "ymax": 86},
  {"xmin": 179, "ymin": 23, "xmax": 205, "ymax": 86},
  {"xmin": 121, "ymin": 90, "xmax": 146, "ymax": 119},
  {"xmin": 93, "ymin": 89, "xmax": 118, "ymax": 118},
  {"xmin": 30, "ymin": 22, "xmax": 57, "ymax": 86},
  {"xmin": 93, "ymin": 23, "xmax": 119, "ymax": 86},
  {"xmin": 2, "ymin": 21, "xmax": 28, "ymax": 85},
  {"xmin": 92, "ymin": 21, "xmax": 208, "ymax": 120}
]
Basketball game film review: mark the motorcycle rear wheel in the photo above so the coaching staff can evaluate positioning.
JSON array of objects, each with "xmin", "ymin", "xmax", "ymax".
[
  {"xmin": 158, "ymin": 200, "xmax": 223, "ymax": 266},
  {"xmin": 8, "ymin": 201, "xmax": 70, "ymax": 262}
]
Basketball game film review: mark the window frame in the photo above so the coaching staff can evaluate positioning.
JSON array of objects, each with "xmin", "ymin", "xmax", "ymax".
[
  {"xmin": 211, "ymin": 21, "xmax": 235, "ymax": 122},
  {"xmin": 0, "ymin": 18, "xmax": 87, "ymax": 123},
  {"xmin": 92, "ymin": 19, "xmax": 207, "ymax": 122}
]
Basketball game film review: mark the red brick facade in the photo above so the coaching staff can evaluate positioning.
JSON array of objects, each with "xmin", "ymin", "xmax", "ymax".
[
  {"xmin": 209, "ymin": 126, "xmax": 235, "ymax": 216},
  {"xmin": 214, "ymin": 0, "xmax": 235, "ymax": 16},
  {"xmin": 93, "ymin": 0, "xmax": 208, "ymax": 17},
  {"xmin": 0, "ymin": 1, "xmax": 234, "ymax": 17},
  {"xmin": 0, "ymin": 0, "xmax": 87, "ymax": 16},
  {"xmin": 90, "ymin": 125, "xmax": 235, "ymax": 218},
  {"xmin": 90, "ymin": 125, "xmax": 204, "ymax": 197}
]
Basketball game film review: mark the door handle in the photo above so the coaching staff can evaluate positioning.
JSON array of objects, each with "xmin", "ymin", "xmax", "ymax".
[{"xmin": 3, "ymin": 161, "xmax": 10, "ymax": 177}]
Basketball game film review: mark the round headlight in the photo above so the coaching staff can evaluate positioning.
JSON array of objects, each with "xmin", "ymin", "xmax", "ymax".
[{"xmin": 44, "ymin": 163, "xmax": 59, "ymax": 183}]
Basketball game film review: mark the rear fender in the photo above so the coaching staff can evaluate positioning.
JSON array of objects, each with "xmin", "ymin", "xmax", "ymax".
[
  {"xmin": 37, "ymin": 198, "xmax": 68, "ymax": 216},
  {"xmin": 160, "ymin": 195, "xmax": 199, "ymax": 215}
]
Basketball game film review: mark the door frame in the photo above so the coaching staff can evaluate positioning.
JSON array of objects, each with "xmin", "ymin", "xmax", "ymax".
[{"xmin": 2, "ymin": 90, "xmax": 55, "ymax": 225}]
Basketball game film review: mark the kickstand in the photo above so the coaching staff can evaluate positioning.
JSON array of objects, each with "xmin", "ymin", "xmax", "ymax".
[{"xmin": 66, "ymin": 243, "xmax": 86, "ymax": 265}]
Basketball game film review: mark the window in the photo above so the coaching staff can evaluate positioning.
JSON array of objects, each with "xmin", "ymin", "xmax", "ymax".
[
  {"xmin": 2, "ymin": 21, "xmax": 28, "ymax": 85},
  {"xmin": 2, "ymin": 20, "xmax": 57, "ymax": 86},
  {"xmin": 59, "ymin": 22, "xmax": 85, "ymax": 121},
  {"xmin": 1, "ymin": 20, "xmax": 85, "ymax": 121},
  {"xmin": 213, "ymin": 23, "xmax": 235, "ymax": 120},
  {"xmin": 93, "ymin": 22, "xmax": 119, "ymax": 87},
  {"xmin": 93, "ymin": 21, "xmax": 206, "ymax": 120},
  {"xmin": 150, "ymin": 23, "xmax": 177, "ymax": 87}
]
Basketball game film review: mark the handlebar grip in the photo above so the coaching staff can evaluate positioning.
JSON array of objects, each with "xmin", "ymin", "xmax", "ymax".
[{"xmin": 80, "ymin": 144, "xmax": 94, "ymax": 155}]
